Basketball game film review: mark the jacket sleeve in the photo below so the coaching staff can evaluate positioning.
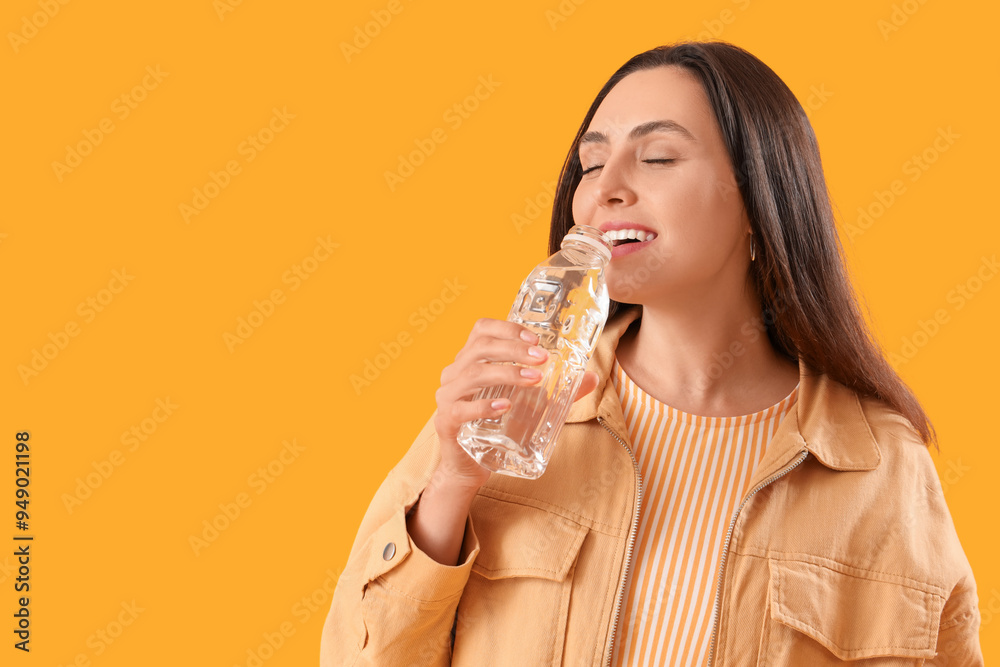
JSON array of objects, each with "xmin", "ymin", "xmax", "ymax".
[
  {"xmin": 927, "ymin": 571, "xmax": 985, "ymax": 667},
  {"xmin": 320, "ymin": 413, "xmax": 482, "ymax": 667}
]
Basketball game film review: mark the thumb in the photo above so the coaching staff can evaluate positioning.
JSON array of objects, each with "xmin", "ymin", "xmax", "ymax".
[{"xmin": 572, "ymin": 371, "xmax": 601, "ymax": 403}]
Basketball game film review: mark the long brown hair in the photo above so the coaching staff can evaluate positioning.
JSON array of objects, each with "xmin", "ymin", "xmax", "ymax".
[{"xmin": 549, "ymin": 41, "xmax": 937, "ymax": 447}]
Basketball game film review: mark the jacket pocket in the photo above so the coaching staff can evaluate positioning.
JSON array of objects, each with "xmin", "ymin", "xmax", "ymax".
[
  {"xmin": 757, "ymin": 557, "xmax": 946, "ymax": 666},
  {"xmin": 452, "ymin": 495, "xmax": 588, "ymax": 667}
]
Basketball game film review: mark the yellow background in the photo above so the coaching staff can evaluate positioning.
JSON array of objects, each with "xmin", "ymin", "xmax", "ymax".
[{"xmin": 2, "ymin": 0, "xmax": 997, "ymax": 664}]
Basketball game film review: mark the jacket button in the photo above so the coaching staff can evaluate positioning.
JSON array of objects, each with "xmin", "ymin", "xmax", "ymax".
[{"xmin": 382, "ymin": 542, "xmax": 396, "ymax": 561}]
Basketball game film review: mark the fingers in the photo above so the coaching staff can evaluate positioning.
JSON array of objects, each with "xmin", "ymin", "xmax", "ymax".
[
  {"xmin": 467, "ymin": 317, "xmax": 542, "ymax": 346},
  {"xmin": 431, "ymin": 318, "xmax": 549, "ymax": 487},
  {"xmin": 457, "ymin": 337, "xmax": 549, "ymax": 366},
  {"xmin": 436, "ymin": 361, "xmax": 544, "ymax": 419},
  {"xmin": 440, "ymin": 318, "xmax": 548, "ymax": 387},
  {"xmin": 435, "ymin": 317, "xmax": 551, "ymax": 438},
  {"xmin": 434, "ymin": 396, "xmax": 511, "ymax": 441},
  {"xmin": 441, "ymin": 340, "xmax": 547, "ymax": 386}
]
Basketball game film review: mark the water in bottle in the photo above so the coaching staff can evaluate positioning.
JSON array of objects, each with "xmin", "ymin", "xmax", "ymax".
[{"xmin": 457, "ymin": 225, "xmax": 612, "ymax": 479}]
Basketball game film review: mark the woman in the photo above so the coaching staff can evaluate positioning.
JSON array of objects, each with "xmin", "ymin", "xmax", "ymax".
[{"xmin": 322, "ymin": 41, "xmax": 983, "ymax": 666}]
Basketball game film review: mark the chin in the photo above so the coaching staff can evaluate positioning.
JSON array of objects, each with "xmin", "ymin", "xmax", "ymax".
[{"xmin": 606, "ymin": 278, "xmax": 650, "ymax": 306}]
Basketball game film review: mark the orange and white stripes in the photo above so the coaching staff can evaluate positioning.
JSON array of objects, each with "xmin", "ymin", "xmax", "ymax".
[{"xmin": 609, "ymin": 358, "xmax": 799, "ymax": 667}]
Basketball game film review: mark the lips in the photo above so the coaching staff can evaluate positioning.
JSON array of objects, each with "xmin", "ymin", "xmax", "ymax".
[
  {"xmin": 610, "ymin": 235, "xmax": 656, "ymax": 258},
  {"xmin": 598, "ymin": 223, "xmax": 659, "ymax": 258}
]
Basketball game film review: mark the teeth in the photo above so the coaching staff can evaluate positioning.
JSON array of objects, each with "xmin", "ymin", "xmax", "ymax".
[{"xmin": 604, "ymin": 229, "xmax": 657, "ymax": 242}]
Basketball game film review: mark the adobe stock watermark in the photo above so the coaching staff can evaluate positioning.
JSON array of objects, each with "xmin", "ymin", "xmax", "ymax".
[
  {"xmin": 507, "ymin": 453, "xmax": 627, "ymax": 562},
  {"xmin": 340, "ymin": 0, "xmax": 412, "ymax": 62},
  {"xmin": 18, "ymin": 268, "xmax": 134, "ymax": 385},
  {"xmin": 61, "ymin": 398, "xmax": 179, "ymax": 514},
  {"xmin": 846, "ymin": 126, "xmax": 959, "ymax": 242},
  {"xmin": 889, "ymin": 254, "xmax": 998, "ymax": 368},
  {"xmin": 52, "ymin": 66, "xmax": 169, "ymax": 182},
  {"xmin": 232, "ymin": 567, "xmax": 343, "ymax": 667},
  {"xmin": 415, "ymin": 597, "xmax": 484, "ymax": 665},
  {"xmin": 223, "ymin": 235, "xmax": 338, "ymax": 352},
  {"xmin": 606, "ymin": 240, "xmax": 670, "ymax": 305},
  {"xmin": 511, "ymin": 180, "xmax": 558, "ymax": 234},
  {"xmin": 384, "ymin": 75, "xmax": 502, "ymax": 192},
  {"xmin": 8, "ymin": 0, "xmax": 71, "ymax": 54},
  {"xmin": 214, "ymin": 0, "xmax": 246, "ymax": 21},
  {"xmin": 801, "ymin": 83, "xmax": 834, "ymax": 119},
  {"xmin": 684, "ymin": 0, "xmax": 752, "ymax": 41},
  {"xmin": 707, "ymin": 82, "xmax": 832, "ymax": 198},
  {"xmin": 0, "ymin": 556, "xmax": 15, "ymax": 585},
  {"xmin": 545, "ymin": 0, "xmax": 588, "ymax": 30},
  {"xmin": 877, "ymin": 0, "xmax": 930, "ymax": 40},
  {"xmin": 350, "ymin": 277, "xmax": 467, "ymax": 395},
  {"xmin": 234, "ymin": 621, "xmax": 297, "ymax": 667},
  {"xmin": 931, "ymin": 586, "xmax": 1000, "ymax": 666},
  {"xmin": 866, "ymin": 457, "xmax": 969, "ymax": 570},
  {"xmin": 56, "ymin": 600, "xmax": 145, "ymax": 666},
  {"xmin": 689, "ymin": 288, "xmax": 799, "ymax": 393},
  {"xmin": 980, "ymin": 588, "xmax": 1000, "ymax": 629},
  {"xmin": 939, "ymin": 459, "xmax": 970, "ymax": 495},
  {"xmin": 188, "ymin": 439, "xmax": 305, "ymax": 556},
  {"xmin": 179, "ymin": 106, "xmax": 295, "ymax": 223}
]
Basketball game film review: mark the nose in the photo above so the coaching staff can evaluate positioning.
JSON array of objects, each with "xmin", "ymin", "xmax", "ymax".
[{"xmin": 591, "ymin": 155, "xmax": 637, "ymax": 207}]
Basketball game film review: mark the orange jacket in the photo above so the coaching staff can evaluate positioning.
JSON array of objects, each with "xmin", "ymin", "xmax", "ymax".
[{"xmin": 322, "ymin": 305, "xmax": 983, "ymax": 666}]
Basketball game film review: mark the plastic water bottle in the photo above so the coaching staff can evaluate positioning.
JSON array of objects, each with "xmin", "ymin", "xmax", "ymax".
[{"xmin": 457, "ymin": 225, "xmax": 612, "ymax": 479}]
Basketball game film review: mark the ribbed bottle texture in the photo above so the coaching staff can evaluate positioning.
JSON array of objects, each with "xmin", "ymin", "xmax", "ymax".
[{"xmin": 457, "ymin": 225, "xmax": 612, "ymax": 479}]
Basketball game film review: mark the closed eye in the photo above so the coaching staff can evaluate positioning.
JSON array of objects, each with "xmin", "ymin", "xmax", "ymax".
[{"xmin": 580, "ymin": 158, "xmax": 675, "ymax": 176}]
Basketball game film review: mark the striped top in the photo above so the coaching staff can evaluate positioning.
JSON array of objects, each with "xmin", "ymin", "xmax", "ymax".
[{"xmin": 609, "ymin": 357, "xmax": 799, "ymax": 667}]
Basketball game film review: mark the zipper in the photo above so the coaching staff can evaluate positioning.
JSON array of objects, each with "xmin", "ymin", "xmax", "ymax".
[
  {"xmin": 705, "ymin": 449, "xmax": 809, "ymax": 667},
  {"xmin": 598, "ymin": 416, "xmax": 643, "ymax": 667}
]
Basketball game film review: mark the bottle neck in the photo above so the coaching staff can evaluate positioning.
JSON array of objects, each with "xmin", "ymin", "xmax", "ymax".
[
  {"xmin": 560, "ymin": 239, "xmax": 609, "ymax": 268},
  {"xmin": 561, "ymin": 225, "xmax": 611, "ymax": 265}
]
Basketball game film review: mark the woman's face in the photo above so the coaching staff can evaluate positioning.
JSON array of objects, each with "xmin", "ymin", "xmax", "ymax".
[{"xmin": 572, "ymin": 65, "xmax": 751, "ymax": 305}]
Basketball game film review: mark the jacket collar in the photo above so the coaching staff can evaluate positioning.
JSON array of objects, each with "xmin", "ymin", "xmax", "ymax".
[{"xmin": 566, "ymin": 304, "xmax": 881, "ymax": 472}]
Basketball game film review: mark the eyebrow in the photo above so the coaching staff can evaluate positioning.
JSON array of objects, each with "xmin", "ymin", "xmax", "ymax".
[{"xmin": 579, "ymin": 119, "xmax": 696, "ymax": 146}]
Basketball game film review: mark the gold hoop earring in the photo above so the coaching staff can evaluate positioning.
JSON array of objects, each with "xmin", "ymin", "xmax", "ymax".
[{"xmin": 750, "ymin": 235, "xmax": 756, "ymax": 262}]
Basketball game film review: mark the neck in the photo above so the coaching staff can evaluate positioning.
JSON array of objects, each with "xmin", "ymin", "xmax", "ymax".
[{"xmin": 615, "ymin": 288, "xmax": 799, "ymax": 418}]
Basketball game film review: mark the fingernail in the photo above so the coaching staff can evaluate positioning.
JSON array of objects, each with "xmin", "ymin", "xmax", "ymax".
[
  {"xmin": 528, "ymin": 346, "xmax": 546, "ymax": 359},
  {"xmin": 519, "ymin": 329, "xmax": 536, "ymax": 343},
  {"xmin": 491, "ymin": 400, "xmax": 508, "ymax": 410},
  {"xmin": 520, "ymin": 367, "xmax": 541, "ymax": 378}
]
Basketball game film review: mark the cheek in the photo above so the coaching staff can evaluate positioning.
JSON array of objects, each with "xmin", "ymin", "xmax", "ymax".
[
  {"xmin": 715, "ymin": 169, "xmax": 743, "ymax": 205},
  {"xmin": 571, "ymin": 188, "xmax": 589, "ymax": 224},
  {"xmin": 653, "ymin": 175, "xmax": 743, "ymax": 254},
  {"xmin": 675, "ymin": 166, "xmax": 744, "ymax": 224}
]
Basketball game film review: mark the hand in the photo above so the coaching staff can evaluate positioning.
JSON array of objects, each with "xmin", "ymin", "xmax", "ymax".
[{"xmin": 432, "ymin": 318, "xmax": 601, "ymax": 491}]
